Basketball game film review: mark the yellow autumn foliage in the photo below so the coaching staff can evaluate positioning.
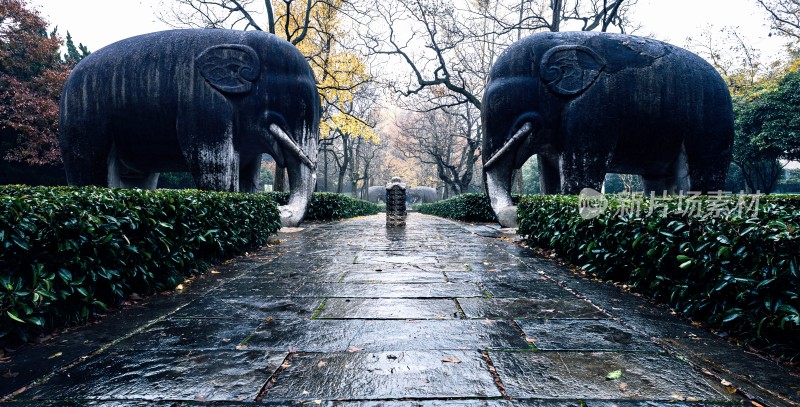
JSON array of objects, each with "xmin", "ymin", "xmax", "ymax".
[{"xmin": 272, "ymin": 0, "xmax": 376, "ymax": 144}]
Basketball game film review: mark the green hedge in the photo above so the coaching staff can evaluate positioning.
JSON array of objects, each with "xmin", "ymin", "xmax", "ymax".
[
  {"xmin": 266, "ymin": 191, "xmax": 380, "ymax": 220},
  {"xmin": 416, "ymin": 193, "xmax": 518, "ymax": 222},
  {"xmin": 518, "ymin": 193, "xmax": 800, "ymax": 360},
  {"xmin": 0, "ymin": 186, "xmax": 281, "ymax": 341}
]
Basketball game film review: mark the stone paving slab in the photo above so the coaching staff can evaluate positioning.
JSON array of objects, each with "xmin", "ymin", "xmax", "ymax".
[
  {"xmin": 114, "ymin": 318, "xmax": 264, "ymax": 351},
  {"xmin": 296, "ymin": 282, "xmax": 486, "ymax": 298},
  {"xmin": 264, "ymin": 350, "xmax": 501, "ymax": 400},
  {"xmin": 16, "ymin": 350, "xmax": 286, "ymax": 402},
  {"xmin": 482, "ymin": 279, "xmax": 574, "ymax": 299},
  {"xmin": 318, "ymin": 298, "xmax": 460, "ymax": 319},
  {"xmin": 342, "ymin": 270, "xmax": 448, "ymax": 283},
  {"xmin": 458, "ymin": 298, "xmax": 608, "ymax": 319},
  {"xmin": 172, "ymin": 296, "xmax": 322, "ymax": 320},
  {"xmin": 241, "ymin": 319, "xmax": 359, "ymax": 352},
  {"xmin": 347, "ymin": 320, "xmax": 532, "ymax": 351},
  {"xmin": 516, "ymin": 320, "xmax": 661, "ymax": 352},
  {"xmin": 489, "ymin": 351, "xmax": 733, "ymax": 401},
  {"xmin": 241, "ymin": 319, "xmax": 531, "ymax": 352}
]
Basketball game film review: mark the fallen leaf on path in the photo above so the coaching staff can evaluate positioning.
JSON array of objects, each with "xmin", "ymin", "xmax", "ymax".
[
  {"xmin": 317, "ymin": 360, "xmax": 328, "ymax": 368},
  {"xmin": 235, "ymin": 345, "xmax": 248, "ymax": 350},
  {"xmin": 526, "ymin": 337, "xmax": 538, "ymax": 343},
  {"xmin": 47, "ymin": 352, "xmax": 62, "ymax": 359},
  {"xmin": 441, "ymin": 358, "xmax": 461, "ymax": 363},
  {"xmin": 606, "ymin": 369, "xmax": 622, "ymax": 380},
  {"xmin": 347, "ymin": 346, "xmax": 364, "ymax": 352}
]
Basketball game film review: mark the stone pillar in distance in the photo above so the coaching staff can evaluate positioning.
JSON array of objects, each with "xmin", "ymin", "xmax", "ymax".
[{"xmin": 386, "ymin": 177, "xmax": 407, "ymax": 227}]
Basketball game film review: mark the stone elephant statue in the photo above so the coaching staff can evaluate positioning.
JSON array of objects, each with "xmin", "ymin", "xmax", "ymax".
[
  {"xmin": 59, "ymin": 29, "xmax": 320, "ymax": 227},
  {"xmin": 408, "ymin": 186, "xmax": 438, "ymax": 204},
  {"xmin": 482, "ymin": 31, "xmax": 734, "ymax": 227},
  {"xmin": 367, "ymin": 185, "xmax": 386, "ymax": 203}
]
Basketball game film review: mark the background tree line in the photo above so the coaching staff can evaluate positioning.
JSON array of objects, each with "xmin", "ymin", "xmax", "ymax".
[{"xmin": 2, "ymin": 0, "xmax": 799, "ymax": 196}]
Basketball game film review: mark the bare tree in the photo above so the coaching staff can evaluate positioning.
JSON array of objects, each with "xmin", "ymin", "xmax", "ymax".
[
  {"xmin": 757, "ymin": 0, "xmax": 800, "ymax": 42},
  {"xmin": 686, "ymin": 27, "xmax": 766, "ymax": 94},
  {"xmin": 396, "ymin": 101, "xmax": 481, "ymax": 197}
]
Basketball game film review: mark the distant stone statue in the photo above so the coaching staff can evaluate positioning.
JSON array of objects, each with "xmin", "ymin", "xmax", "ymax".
[
  {"xmin": 59, "ymin": 29, "xmax": 320, "ymax": 227},
  {"xmin": 482, "ymin": 31, "xmax": 734, "ymax": 227},
  {"xmin": 386, "ymin": 177, "xmax": 407, "ymax": 227},
  {"xmin": 367, "ymin": 185, "xmax": 386, "ymax": 204},
  {"xmin": 408, "ymin": 186, "xmax": 438, "ymax": 204}
]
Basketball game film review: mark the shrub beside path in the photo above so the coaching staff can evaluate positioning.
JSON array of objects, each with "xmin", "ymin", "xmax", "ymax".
[{"xmin": 1, "ymin": 213, "xmax": 797, "ymax": 405}]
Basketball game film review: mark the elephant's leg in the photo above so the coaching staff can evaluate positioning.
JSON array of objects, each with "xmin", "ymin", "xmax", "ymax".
[
  {"xmin": 61, "ymin": 127, "xmax": 112, "ymax": 187},
  {"xmin": 183, "ymin": 139, "xmax": 240, "ymax": 192},
  {"xmin": 641, "ymin": 176, "xmax": 673, "ymax": 196},
  {"xmin": 238, "ymin": 154, "xmax": 262, "ymax": 193},
  {"xmin": 685, "ymin": 116, "xmax": 734, "ymax": 194},
  {"xmin": 106, "ymin": 146, "xmax": 160, "ymax": 189},
  {"xmin": 177, "ymin": 110, "xmax": 240, "ymax": 192},
  {"xmin": 559, "ymin": 151, "xmax": 607, "ymax": 195},
  {"xmin": 642, "ymin": 144, "xmax": 689, "ymax": 195},
  {"xmin": 65, "ymin": 152, "xmax": 109, "ymax": 187},
  {"xmin": 538, "ymin": 153, "xmax": 561, "ymax": 194},
  {"xmin": 687, "ymin": 147, "xmax": 729, "ymax": 194}
]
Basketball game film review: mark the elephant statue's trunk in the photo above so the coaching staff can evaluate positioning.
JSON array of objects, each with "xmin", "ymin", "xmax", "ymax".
[
  {"xmin": 483, "ymin": 118, "xmax": 539, "ymax": 228},
  {"xmin": 270, "ymin": 124, "xmax": 315, "ymax": 172},
  {"xmin": 270, "ymin": 124, "xmax": 317, "ymax": 227},
  {"xmin": 483, "ymin": 122, "xmax": 534, "ymax": 170}
]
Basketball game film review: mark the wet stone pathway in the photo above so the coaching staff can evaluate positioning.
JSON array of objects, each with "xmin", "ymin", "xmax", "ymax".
[{"xmin": 3, "ymin": 213, "xmax": 797, "ymax": 405}]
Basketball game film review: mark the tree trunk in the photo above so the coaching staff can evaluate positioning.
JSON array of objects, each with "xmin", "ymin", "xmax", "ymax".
[{"xmin": 551, "ymin": 0, "xmax": 563, "ymax": 32}]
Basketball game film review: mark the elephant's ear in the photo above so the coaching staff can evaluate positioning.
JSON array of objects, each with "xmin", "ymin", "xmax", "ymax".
[
  {"xmin": 540, "ymin": 45, "xmax": 605, "ymax": 96},
  {"xmin": 196, "ymin": 44, "xmax": 261, "ymax": 94}
]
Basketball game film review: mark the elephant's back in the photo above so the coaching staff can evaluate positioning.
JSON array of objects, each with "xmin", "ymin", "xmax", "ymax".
[{"xmin": 491, "ymin": 31, "xmax": 724, "ymax": 85}]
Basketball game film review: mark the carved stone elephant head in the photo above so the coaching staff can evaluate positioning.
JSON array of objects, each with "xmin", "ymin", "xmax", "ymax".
[{"xmin": 59, "ymin": 29, "xmax": 320, "ymax": 227}]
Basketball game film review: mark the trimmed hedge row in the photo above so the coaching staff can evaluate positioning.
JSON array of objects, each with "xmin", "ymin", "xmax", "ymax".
[
  {"xmin": 415, "ymin": 193, "xmax": 518, "ymax": 222},
  {"xmin": 266, "ymin": 191, "xmax": 380, "ymax": 220},
  {"xmin": 0, "ymin": 186, "xmax": 281, "ymax": 341},
  {"xmin": 517, "ymin": 194, "xmax": 800, "ymax": 360}
]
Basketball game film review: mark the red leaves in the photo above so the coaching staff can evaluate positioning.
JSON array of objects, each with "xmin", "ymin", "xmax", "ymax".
[{"xmin": 0, "ymin": 0, "xmax": 73, "ymax": 166}]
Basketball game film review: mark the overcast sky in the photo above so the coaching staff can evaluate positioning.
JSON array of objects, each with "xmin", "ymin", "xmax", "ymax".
[{"xmin": 29, "ymin": 0, "xmax": 790, "ymax": 63}]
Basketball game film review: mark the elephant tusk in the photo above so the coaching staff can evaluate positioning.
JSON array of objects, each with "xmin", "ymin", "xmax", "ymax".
[
  {"xmin": 483, "ymin": 122, "xmax": 533, "ymax": 170},
  {"xmin": 269, "ymin": 124, "xmax": 316, "ymax": 171}
]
